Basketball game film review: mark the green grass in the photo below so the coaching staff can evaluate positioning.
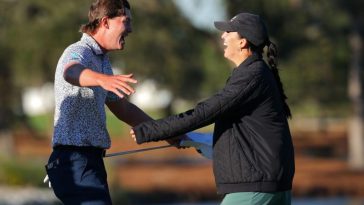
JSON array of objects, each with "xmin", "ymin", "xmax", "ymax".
[
  {"xmin": 25, "ymin": 103, "xmax": 350, "ymax": 139},
  {"xmin": 26, "ymin": 109, "xmax": 171, "ymax": 138},
  {"xmin": 0, "ymin": 157, "xmax": 46, "ymax": 186},
  {"xmin": 26, "ymin": 114, "xmax": 53, "ymax": 135},
  {"xmin": 290, "ymin": 101, "xmax": 351, "ymax": 118}
]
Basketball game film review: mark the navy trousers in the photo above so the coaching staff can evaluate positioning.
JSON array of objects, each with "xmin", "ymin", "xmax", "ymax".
[{"xmin": 45, "ymin": 146, "xmax": 112, "ymax": 205}]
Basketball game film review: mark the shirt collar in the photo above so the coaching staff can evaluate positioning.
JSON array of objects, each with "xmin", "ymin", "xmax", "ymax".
[{"xmin": 81, "ymin": 33, "xmax": 104, "ymax": 55}]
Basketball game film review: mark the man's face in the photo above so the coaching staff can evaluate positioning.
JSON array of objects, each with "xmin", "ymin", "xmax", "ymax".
[{"xmin": 104, "ymin": 8, "xmax": 132, "ymax": 51}]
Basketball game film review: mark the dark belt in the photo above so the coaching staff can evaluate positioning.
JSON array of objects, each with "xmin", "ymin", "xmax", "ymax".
[{"xmin": 53, "ymin": 145, "xmax": 106, "ymax": 157}]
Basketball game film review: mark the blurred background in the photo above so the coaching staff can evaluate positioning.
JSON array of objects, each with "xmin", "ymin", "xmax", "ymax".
[{"xmin": 0, "ymin": 0, "xmax": 364, "ymax": 204}]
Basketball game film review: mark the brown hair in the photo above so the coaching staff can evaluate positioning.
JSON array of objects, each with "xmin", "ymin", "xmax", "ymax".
[
  {"xmin": 80, "ymin": 0, "xmax": 130, "ymax": 34},
  {"xmin": 266, "ymin": 41, "xmax": 292, "ymax": 119}
]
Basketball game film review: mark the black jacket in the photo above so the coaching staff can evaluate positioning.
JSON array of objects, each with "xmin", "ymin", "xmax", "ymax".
[{"xmin": 133, "ymin": 53, "xmax": 295, "ymax": 194}]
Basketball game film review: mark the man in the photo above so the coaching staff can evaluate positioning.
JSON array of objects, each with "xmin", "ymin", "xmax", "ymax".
[{"xmin": 45, "ymin": 0, "xmax": 153, "ymax": 204}]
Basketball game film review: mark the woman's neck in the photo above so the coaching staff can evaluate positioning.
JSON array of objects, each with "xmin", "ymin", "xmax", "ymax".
[{"xmin": 233, "ymin": 48, "xmax": 253, "ymax": 67}]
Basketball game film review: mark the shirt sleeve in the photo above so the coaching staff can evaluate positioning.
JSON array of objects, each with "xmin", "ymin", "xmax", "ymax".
[
  {"xmin": 62, "ymin": 45, "xmax": 92, "ymax": 69},
  {"xmin": 133, "ymin": 68, "xmax": 262, "ymax": 144}
]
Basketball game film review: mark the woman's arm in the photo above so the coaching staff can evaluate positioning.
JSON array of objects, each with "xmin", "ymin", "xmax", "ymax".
[{"xmin": 132, "ymin": 69, "xmax": 262, "ymax": 144}]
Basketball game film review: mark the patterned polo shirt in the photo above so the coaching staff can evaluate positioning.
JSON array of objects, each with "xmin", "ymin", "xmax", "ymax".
[{"xmin": 53, "ymin": 33, "xmax": 119, "ymax": 149}]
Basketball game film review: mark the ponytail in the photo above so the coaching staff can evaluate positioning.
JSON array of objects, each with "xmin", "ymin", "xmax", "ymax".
[{"xmin": 266, "ymin": 41, "xmax": 292, "ymax": 119}]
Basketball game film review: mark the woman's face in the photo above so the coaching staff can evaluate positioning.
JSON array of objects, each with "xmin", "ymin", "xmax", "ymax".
[{"xmin": 221, "ymin": 31, "xmax": 243, "ymax": 63}]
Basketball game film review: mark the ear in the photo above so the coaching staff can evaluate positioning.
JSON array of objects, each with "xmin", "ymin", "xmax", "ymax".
[
  {"xmin": 240, "ymin": 38, "xmax": 249, "ymax": 49},
  {"xmin": 100, "ymin": 16, "xmax": 109, "ymax": 29}
]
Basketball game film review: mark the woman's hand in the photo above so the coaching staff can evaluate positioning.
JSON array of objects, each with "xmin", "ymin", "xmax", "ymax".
[{"xmin": 130, "ymin": 128, "xmax": 185, "ymax": 149}]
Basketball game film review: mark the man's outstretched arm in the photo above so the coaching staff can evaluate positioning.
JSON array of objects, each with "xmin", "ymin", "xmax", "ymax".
[{"xmin": 64, "ymin": 62, "xmax": 137, "ymax": 98}]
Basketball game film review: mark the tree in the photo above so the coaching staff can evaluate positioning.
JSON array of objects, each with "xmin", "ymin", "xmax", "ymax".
[
  {"xmin": 0, "ymin": 0, "xmax": 90, "ymax": 133},
  {"xmin": 226, "ymin": 0, "xmax": 350, "ymax": 115},
  {"xmin": 0, "ymin": 0, "xmax": 229, "ymax": 130},
  {"xmin": 113, "ymin": 0, "xmax": 229, "ymax": 102},
  {"xmin": 340, "ymin": 0, "xmax": 364, "ymax": 169},
  {"xmin": 109, "ymin": 0, "xmax": 230, "ymax": 114}
]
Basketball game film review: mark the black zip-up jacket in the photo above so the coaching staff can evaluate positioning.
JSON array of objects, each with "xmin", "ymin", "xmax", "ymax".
[{"xmin": 133, "ymin": 53, "xmax": 295, "ymax": 194}]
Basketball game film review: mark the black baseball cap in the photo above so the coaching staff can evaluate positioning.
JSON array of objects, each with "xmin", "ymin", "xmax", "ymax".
[{"xmin": 214, "ymin": 13, "xmax": 269, "ymax": 47}]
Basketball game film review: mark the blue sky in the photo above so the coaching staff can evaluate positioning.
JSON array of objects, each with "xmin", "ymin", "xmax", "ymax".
[{"xmin": 173, "ymin": 0, "xmax": 227, "ymax": 32}]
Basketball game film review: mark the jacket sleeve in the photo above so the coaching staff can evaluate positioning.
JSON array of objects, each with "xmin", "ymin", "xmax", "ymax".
[{"xmin": 133, "ymin": 68, "xmax": 262, "ymax": 144}]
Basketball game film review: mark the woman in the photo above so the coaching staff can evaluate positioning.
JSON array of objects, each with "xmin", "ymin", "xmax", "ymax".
[{"xmin": 131, "ymin": 12, "xmax": 294, "ymax": 205}]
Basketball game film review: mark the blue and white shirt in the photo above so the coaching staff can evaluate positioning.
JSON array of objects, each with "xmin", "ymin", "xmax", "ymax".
[{"xmin": 53, "ymin": 33, "xmax": 119, "ymax": 149}]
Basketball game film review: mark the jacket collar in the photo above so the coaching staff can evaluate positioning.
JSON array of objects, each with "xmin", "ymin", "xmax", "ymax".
[{"xmin": 237, "ymin": 52, "xmax": 262, "ymax": 68}]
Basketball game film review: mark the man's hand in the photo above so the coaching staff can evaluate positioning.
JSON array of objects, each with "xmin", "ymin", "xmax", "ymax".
[{"xmin": 97, "ymin": 73, "xmax": 137, "ymax": 98}]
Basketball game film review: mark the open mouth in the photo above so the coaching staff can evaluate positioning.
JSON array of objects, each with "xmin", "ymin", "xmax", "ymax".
[{"xmin": 120, "ymin": 35, "xmax": 126, "ymax": 46}]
